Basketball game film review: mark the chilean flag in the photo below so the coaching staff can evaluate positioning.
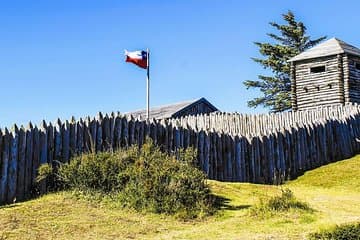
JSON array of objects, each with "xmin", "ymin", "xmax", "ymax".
[{"xmin": 125, "ymin": 50, "xmax": 148, "ymax": 69}]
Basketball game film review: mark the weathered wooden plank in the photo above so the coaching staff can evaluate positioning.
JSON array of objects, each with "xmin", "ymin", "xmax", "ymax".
[
  {"xmin": 47, "ymin": 122, "xmax": 54, "ymax": 164},
  {"xmin": 54, "ymin": 119, "xmax": 62, "ymax": 161},
  {"xmin": 128, "ymin": 116, "xmax": 135, "ymax": 146},
  {"xmin": 0, "ymin": 130, "xmax": 3, "ymax": 200},
  {"xmin": 39, "ymin": 122, "xmax": 48, "ymax": 194},
  {"xmin": 122, "ymin": 116, "xmax": 128, "ymax": 147},
  {"xmin": 102, "ymin": 114, "xmax": 111, "ymax": 150},
  {"xmin": 259, "ymin": 135, "xmax": 268, "ymax": 183},
  {"xmin": 16, "ymin": 126, "xmax": 26, "ymax": 201},
  {"xmin": 76, "ymin": 119, "xmax": 84, "ymax": 155},
  {"xmin": 69, "ymin": 117, "xmax": 77, "ymax": 156},
  {"xmin": 198, "ymin": 130, "xmax": 204, "ymax": 172},
  {"xmin": 88, "ymin": 117, "xmax": 96, "ymax": 152},
  {"xmin": 204, "ymin": 131, "xmax": 210, "ymax": 176},
  {"xmin": 225, "ymin": 134, "xmax": 232, "ymax": 181},
  {"xmin": 110, "ymin": 112, "xmax": 115, "ymax": 149},
  {"xmin": 174, "ymin": 127, "xmax": 181, "ymax": 153},
  {"xmin": 277, "ymin": 130, "xmax": 286, "ymax": 184},
  {"xmin": 0, "ymin": 129, "xmax": 10, "ymax": 204},
  {"xmin": 114, "ymin": 114, "xmax": 122, "ymax": 150},
  {"xmin": 150, "ymin": 121, "xmax": 157, "ymax": 145},
  {"xmin": 62, "ymin": 120, "xmax": 70, "ymax": 161},
  {"xmin": 32, "ymin": 126, "xmax": 40, "ymax": 187},
  {"xmin": 7, "ymin": 126, "xmax": 19, "ymax": 203},
  {"xmin": 24, "ymin": 124, "xmax": 33, "ymax": 199},
  {"xmin": 217, "ymin": 133, "xmax": 224, "ymax": 181},
  {"xmin": 234, "ymin": 136, "xmax": 241, "ymax": 181}
]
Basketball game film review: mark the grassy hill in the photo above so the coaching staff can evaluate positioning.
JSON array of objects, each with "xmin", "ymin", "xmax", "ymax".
[{"xmin": 0, "ymin": 156, "xmax": 359, "ymax": 240}]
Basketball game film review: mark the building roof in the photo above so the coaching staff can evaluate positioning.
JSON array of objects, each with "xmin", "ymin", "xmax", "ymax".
[
  {"xmin": 126, "ymin": 97, "xmax": 218, "ymax": 120},
  {"xmin": 289, "ymin": 38, "xmax": 360, "ymax": 62}
]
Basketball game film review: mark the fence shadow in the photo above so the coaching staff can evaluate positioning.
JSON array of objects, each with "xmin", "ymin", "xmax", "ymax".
[{"xmin": 213, "ymin": 195, "xmax": 251, "ymax": 211}]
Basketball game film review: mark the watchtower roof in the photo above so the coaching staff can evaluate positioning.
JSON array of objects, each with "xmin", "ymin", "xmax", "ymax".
[{"xmin": 289, "ymin": 38, "xmax": 360, "ymax": 62}]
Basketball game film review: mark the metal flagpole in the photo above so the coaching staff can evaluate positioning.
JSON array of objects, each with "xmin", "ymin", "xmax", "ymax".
[{"xmin": 146, "ymin": 48, "xmax": 150, "ymax": 121}]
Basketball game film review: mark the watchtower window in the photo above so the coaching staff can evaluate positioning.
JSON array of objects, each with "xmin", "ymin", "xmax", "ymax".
[
  {"xmin": 355, "ymin": 62, "xmax": 360, "ymax": 71},
  {"xmin": 310, "ymin": 65, "xmax": 326, "ymax": 73}
]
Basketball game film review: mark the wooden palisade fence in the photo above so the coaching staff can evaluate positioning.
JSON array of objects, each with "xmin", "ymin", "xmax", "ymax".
[{"xmin": 1, "ymin": 104, "xmax": 360, "ymax": 205}]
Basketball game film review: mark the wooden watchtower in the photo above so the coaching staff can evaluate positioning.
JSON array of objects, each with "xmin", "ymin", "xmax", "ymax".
[{"xmin": 289, "ymin": 38, "xmax": 360, "ymax": 111}]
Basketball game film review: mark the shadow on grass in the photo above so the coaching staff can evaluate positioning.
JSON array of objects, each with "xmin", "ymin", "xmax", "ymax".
[
  {"xmin": 0, "ymin": 203, "xmax": 20, "ymax": 210},
  {"xmin": 212, "ymin": 195, "xmax": 251, "ymax": 211}
]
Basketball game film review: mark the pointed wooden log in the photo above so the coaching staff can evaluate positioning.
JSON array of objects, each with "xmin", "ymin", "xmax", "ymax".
[
  {"xmin": 198, "ymin": 130, "xmax": 204, "ymax": 171},
  {"xmin": 253, "ymin": 136, "xmax": 261, "ymax": 183},
  {"xmin": 0, "ymin": 129, "xmax": 3, "ymax": 201},
  {"xmin": 268, "ymin": 133, "xmax": 275, "ymax": 184},
  {"xmin": 234, "ymin": 135, "xmax": 241, "ymax": 181},
  {"xmin": 150, "ymin": 121, "xmax": 157, "ymax": 145},
  {"xmin": 0, "ymin": 129, "xmax": 10, "ymax": 204},
  {"xmin": 24, "ymin": 124, "xmax": 33, "ymax": 199},
  {"xmin": 96, "ymin": 114, "xmax": 103, "ymax": 152},
  {"xmin": 102, "ymin": 114, "xmax": 111, "ymax": 150},
  {"xmin": 54, "ymin": 119, "xmax": 62, "ymax": 161},
  {"xmin": 128, "ymin": 116, "xmax": 135, "ymax": 146},
  {"xmin": 204, "ymin": 131, "xmax": 210, "ymax": 176},
  {"xmin": 69, "ymin": 117, "xmax": 77, "ymax": 157},
  {"xmin": 110, "ymin": 112, "xmax": 115, "ymax": 150},
  {"xmin": 211, "ymin": 132, "xmax": 218, "ymax": 180},
  {"xmin": 7, "ymin": 125, "xmax": 19, "ymax": 203},
  {"xmin": 32, "ymin": 126, "xmax": 40, "ymax": 186},
  {"xmin": 114, "ymin": 115, "xmax": 122, "ymax": 150},
  {"xmin": 16, "ymin": 126, "xmax": 26, "ymax": 201},
  {"xmin": 259, "ymin": 135, "xmax": 267, "ymax": 183},
  {"xmin": 62, "ymin": 120, "xmax": 70, "ymax": 161},
  {"xmin": 76, "ymin": 119, "xmax": 84, "ymax": 155},
  {"xmin": 216, "ymin": 133, "xmax": 223, "ymax": 181},
  {"xmin": 47, "ymin": 122, "xmax": 54, "ymax": 164},
  {"xmin": 39, "ymin": 122, "xmax": 48, "ymax": 194},
  {"xmin": 122, "ymin": 116, "xmax": 128, "ymax": 147},
  {"xmin": 241, "ymin": 136, "xmax": 248, "ymax": 182}
]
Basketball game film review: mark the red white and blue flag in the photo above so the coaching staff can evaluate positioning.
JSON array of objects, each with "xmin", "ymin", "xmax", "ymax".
[{"xmin": 125, "ymin": 50, "xmax": 148, "ymax": 69}]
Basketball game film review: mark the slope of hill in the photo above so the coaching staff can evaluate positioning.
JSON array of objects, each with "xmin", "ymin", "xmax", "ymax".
[{"xmin": 0, "ymin": 156, "xmax": 359, "ymax": 240}]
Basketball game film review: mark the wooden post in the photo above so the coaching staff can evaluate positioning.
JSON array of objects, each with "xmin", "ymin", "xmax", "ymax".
[
  {"xmin": 24, "ymin": 124, "xmax": 33, "ymax": 199},
  {"xmin": 62, "ymin": 120, "xmax": 70, "ymax": 161},
  {"xmin": 39, "ymin": 122, "xmax": 48, "ymax": 194},
  {"xmin": 97, "ymin": 113, "xmax": 103, "ymax": 151},
  {"xmin": 8, "ymin": 125, "xmax": 19, "ymax": 203},
  {"xmin": 32, "ymin": 126, "xmax": 40, "ymax": 186},
  {"xmin": 69, "ymin": 117, "xmax": 77, "ymax": 156},
  {"xmin": 0, "ymin": 129, "xmax": 9, "ymax": 204},
  {"xmin": 16, "ymin": 126, "xmax": 26, "ymax": 201},
  {"xmin": 54, "ymin": 119, "xmax": 62, "ymax": 161},
  {"xmin": 114, "ymin": 114, "xmax": 122, "ymax": 150}
]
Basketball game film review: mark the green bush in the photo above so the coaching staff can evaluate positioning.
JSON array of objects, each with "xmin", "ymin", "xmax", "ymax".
[
  {"xmin": 308, "ymin": 222, "xmax": 360, "ymax": 240},
  {"xmin": 38, "ymin": 140, "xmax": 214, "ymax": 219},
  {"xmin": 250, "ymin": 188, "xmax": 312, "ymax": 217},
  {"xmin": 267, "ymin": 188, "xmax": 310, "ymax": 211}
]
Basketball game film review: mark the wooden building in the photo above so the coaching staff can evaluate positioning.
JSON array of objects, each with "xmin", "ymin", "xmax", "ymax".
[
  {"xmin": 289, "ymin": 38, "xmax": 360, "ymax": 110},
  {"xmin": 127, "ymin": 97, "xmax": 218, "ymax": 120}
]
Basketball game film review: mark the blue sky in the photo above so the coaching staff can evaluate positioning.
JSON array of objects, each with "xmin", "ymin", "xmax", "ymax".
[{"xmin": 1, "ymin": 0, "xmax": 359, "ymax": 128}]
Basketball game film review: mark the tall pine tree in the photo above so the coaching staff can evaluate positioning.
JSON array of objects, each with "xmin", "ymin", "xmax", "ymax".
[{"xmin": 244, "ymin": 11, "xmax": 326, "ymax": 112}]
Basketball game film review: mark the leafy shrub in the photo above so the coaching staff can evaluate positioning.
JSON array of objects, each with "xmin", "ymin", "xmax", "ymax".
[
  {"xmin": 267, "ymin": 188, "xmax": 310, "ymax": 211},
  {"xmin": 38, "ymin": 140, "xmax": 214, "ymax": 219},
  {"xmin": 250, "ymin": 188, "xmax": 312, "ymax": 217},
  {"xmin": 308, "ymin": 222, "xmax": 360, "ymax": 240}
]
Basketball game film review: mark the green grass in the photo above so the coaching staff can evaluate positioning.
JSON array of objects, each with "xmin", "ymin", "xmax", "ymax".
[{"xmin": 1, "ymin": 155, "xmax": 360, "ymax": 239}]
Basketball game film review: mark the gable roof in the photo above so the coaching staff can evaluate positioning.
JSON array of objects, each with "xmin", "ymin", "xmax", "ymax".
[
  {"xmin": 289, "ymin": 38, "xmax": 360, "ymax": 62},
  {"xmin": 126, "ymin": 97, "xmax": 218, "ymax": 120}
]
